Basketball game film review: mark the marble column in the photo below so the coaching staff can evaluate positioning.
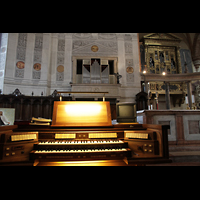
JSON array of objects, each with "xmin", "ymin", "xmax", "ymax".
[
  {"xmin": 50, "ymin": 33, "xmax": 58, "ymax": 92},
  {"xmin": 24, "ymin": 33, "xmax": 35, "ymax": 81},
  {"xmin": 0, "ymin": 33, "xmax": 8, "ymax": 93},
  {"xmin": 41, "ymin": 33, "xmax": 51, "ymax": 85}
]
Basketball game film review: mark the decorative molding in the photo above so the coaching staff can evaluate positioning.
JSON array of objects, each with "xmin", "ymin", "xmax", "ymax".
[
  {"xmin": 72, "ymin": 40, "xmax": 118, "ymax": 55},
  {"xmin": 72, "ymin": 33, "xmax": 92, "ymax": 39},
  {"xmin": 10, "ymin": 88, "xmax": 24, "ymax": 96},
  {"xmin": 124, "ymin": 34, "xmax": 132, "ymax": 41},
  {"xmin": 35, "ymin": 34, "xmax": 43, "ymax": 49},
  {"xmin": 32, "ymin": 71, "xmax": 41, "ymax": 80},
  {"xmin": 15, "ymin": 69, "xmax": 24, "ymax": 78},
  {"xmin": 33, "ymin": 33, "xmax": 43, "ymax": 80},
  {"xmin": 58, "ymin": 39, "xmax": 65, "ymax": 51},
  {"xmin": 126, "ymin": 59, "xmax": 133, "ymax": 66},
  {"xmin": 15, "ymin": 33, "xmax": 27, "ymax": 79},
  {"xmin": 142, "ymin": 72, "xmax": 200, "ymax": 82},
  {"xmin": 125, "ymin": 42, "xmax": 132, "ymax": 54},
  {"xmin": 143, "ymin": 33, "xmax": 182, "ymax": 41},
  {"xmin": 126, "ymin": 73, "xmax": 134, "ymax": 83},
  {"xmin": 17, "ymin": 33, "xmax": 27, "ymax": 48},
  {"xmin": 98, "ymin": 33, "xmax": 116, "ymax": 40},
  {"xmin": 56, "ymin": 39, "xmax": 65, "ymax": 82},
  {"xmin": 34, "ymin": 49, "xmax": 42, "ymax": 62},
  {"xmin": 16, "ymin": 47, "xmax": 26, "ymax": 61},
  {"xmin": 56, "ymin": 72, "xmax": 64, "ymax": 81}
]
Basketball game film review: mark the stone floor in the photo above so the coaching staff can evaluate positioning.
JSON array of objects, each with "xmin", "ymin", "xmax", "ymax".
[{"xmin": 147, "ymin": 151, "xmax": 200, "ymax": 166}]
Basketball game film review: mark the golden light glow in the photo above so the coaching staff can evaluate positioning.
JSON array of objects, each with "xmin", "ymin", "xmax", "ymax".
[
  {"xmin": 143, "ymin": 70, "xmax": 147, "ymax": 74},
  {"xmin": 65, "ymin": 103, "xmax": 102, "ymax": 117},
  {"xmin": 38, "ymin": 160, "xmax": 127, "ymax": 166},
  {"xmin": 52, "ymin": 101, "xmax": 112, "ymax": 126}
]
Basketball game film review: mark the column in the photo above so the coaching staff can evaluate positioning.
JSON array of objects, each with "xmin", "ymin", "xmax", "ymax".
[
  {"xmin": 41, "ymin": 33, "xmax": 51, "ymax": 84},
  {"xmin": 24, "ymin": 33, "xmax": 35, "ymax": 80},
  {"xmin": 64, "ymin": 33, "xmax": 72, "ymax": 88},
  {"xmin": 132, "ymin": 33, "xmax": 141, "ymax": 89},
  {"xmin": 50, "ymin": 33, "xmax": 58, "ymax": 91},
  {"xmin": 0, "ymin": 33, "xmax": 8, "ymax": 93},
  {"xmin": 176, "ymin": 46, "xmax": 182, "ymax": 73},
  {"xmin": 117, "ymin": 34, "xmax": 126, "ymax": 85},
  {"xmin": 164, "ymin": 81, "xmax": 170, "ymax": 110},
  {"xmin": 145, "ymin": 81, "xmax": 151, "ymax": 110},
  {"xmin": 4, "ymin": 33, "xmax": 18, "ymax": 80},
  {"xmin": 187, "ymin": 81, "xmax": 192, "ymax": 109}
]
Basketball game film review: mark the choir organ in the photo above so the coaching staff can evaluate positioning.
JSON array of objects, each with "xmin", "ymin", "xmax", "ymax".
[{"xmin": 0, "ymin": 101, "xmax": 171, "ymax": 166}]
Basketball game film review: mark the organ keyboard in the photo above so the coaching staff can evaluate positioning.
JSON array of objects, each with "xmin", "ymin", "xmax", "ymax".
[{"xmin": 30, "ymin": 134, "xmax": 132, "ymax": 162}]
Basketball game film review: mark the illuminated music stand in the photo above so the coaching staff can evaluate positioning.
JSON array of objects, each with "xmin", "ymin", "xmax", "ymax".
[{"xmin": 52, "ymin": 92, "xmax": 112, "ymax": 127}]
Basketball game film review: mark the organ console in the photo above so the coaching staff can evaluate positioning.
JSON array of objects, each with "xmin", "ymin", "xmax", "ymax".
[{"xmin": 0, "ymin": 101, "xmax": 171, "ymax": 166}]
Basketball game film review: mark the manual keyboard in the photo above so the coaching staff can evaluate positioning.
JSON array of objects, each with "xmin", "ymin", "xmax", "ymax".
[
  {"xmin": 38, "ymin": 139, "xmax": 124, "ymax": 145},
  {"xmin": 30, "ymin": 138, "xmax": 131, "ymax": 161}
]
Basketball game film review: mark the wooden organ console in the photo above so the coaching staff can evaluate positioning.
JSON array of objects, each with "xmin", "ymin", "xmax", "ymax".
[{"xmin": 0, "ymin": 101, "xmax": 171, "ymax": 166}]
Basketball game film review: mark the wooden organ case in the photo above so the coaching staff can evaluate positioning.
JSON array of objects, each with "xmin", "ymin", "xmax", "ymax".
[{"xmin": 0, "ymin": 101, "xmax": 171, "ymax": 166}]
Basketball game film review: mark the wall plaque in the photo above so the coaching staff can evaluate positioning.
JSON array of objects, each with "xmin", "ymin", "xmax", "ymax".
[
  {"xmin": 57, "ymin": 65, "xmax": 64, "ymax": 73},
  {"xmin": 126, "ymin": 67, "xmax": 134, "ymax": 74},
  {"xmin": 91, "ymin": 45, "xmax": 98, "ymax": 52},
  {"xmin": 33, "ymin": 63, "xmax": 41, "ymax": 71},
  {"xmin": 16, "ymin": 61, "xmax": 25, "ymax": 69}
]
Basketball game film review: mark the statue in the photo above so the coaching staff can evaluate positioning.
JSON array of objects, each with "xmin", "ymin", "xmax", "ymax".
[{"xmin": 114, "ymin": 72, "xmax": 122, "ymax": 84}]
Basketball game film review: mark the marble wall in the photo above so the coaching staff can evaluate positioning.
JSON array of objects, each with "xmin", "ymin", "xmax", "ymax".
[
  {"xmin": 0, "ymin": 33, "xmax": 8, "ymax": 93},
  {"xmin": 137, "ymin": 110, "xmax": 200, "ymax": 146},
  {"xmin": 2, "ymin": 33, "xmax": 141, "ymax": 102}
]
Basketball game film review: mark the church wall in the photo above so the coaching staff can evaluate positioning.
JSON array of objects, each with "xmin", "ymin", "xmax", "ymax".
[
  {"xmin": 71, "ymin": 33, "xmax": 141, "ymax": 102},
  {"xmin": 2, "ymin": 33, "xmax": 141, "ymax": 103},
  {"xmin": 4, "ymin": 33, "xmax": 52, "ymax": 96}
]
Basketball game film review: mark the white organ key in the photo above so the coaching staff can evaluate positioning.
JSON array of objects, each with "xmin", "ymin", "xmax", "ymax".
[{"xmin": 33, "ymin": 146, "xmax": 128, "ymax": 154}]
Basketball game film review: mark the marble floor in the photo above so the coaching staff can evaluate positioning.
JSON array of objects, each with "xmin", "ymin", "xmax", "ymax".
[{"xmin": 147, "ymin": 151, "xmax": 200, "ymax": 166}]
